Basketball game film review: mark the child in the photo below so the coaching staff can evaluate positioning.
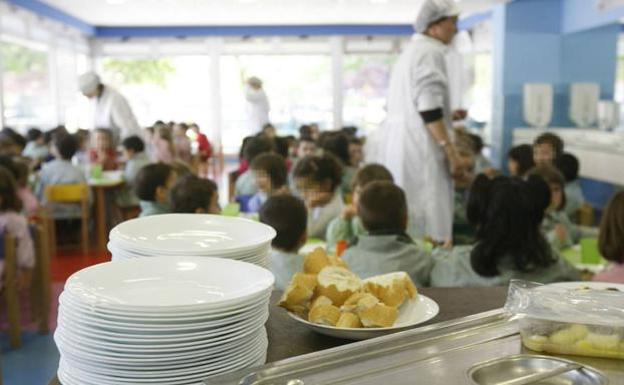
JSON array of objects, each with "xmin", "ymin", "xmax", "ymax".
[
  {"xmin": 72, "ymin": 129, "xmax": 90, "ymax": 167},
  {"xmin": 189, "ymin": 123, "xmax": 212, "ymax": 162},
  {"xmin": 117, "ymin": 136, "xmax": 151, "ymax": 207},
  {"xmin": 135, "ymin": 163, "xmax": 176, "ymax": 217},
  {"xmin": 293, "ymin": 154, "xmax": 344, "ymax": 240},
  {"xmin": 261, "ymin": 123, "xmax": 277, "ymax": 139},
  {"xmin": 430, "ymin": 174, "xmax": 580, "ymax": 287},
  {"xmin": 248, "ymin": 153, "xmax": 288, "ymax": 213},
  {"xmin": 507, "ymin": 144, "xmax": 535, "ymax": 177},
  {"xmin": 296, "ymin": 136, "xmax": 317, "ymax": 160},
  {"xmin": 36, "ymin": 134, "xmax": 88, "ymax": 218},
  {"xmin": 89, "ymin": 128, "xmax": 118, "ymax": 171},
  {"xmin": 341, "ymin": 181, "xmax": 433, "ymax": 286},
  {"xmin": 319, "ymin": 131, "xmax": 355, "ymax": 194},
  {"xmin": 259, "ymin": 194, "xmax": 307, "ymax": 290},
  {"xmin": 528, "ymin": 165, "xmax": 579, "ymax": 250},
  {"xmin": 593, "ymin": 191, "xmax": 624, "ymax": 283},
  {"xmin": 22, "ymin": 128, "xmax": 49, "ymax": 163},
  {"xmin": 173, "ymin": 123, "xmax": 192, "ymax": 165},
  {"xmin": 170, "ymin": 175, "xmax": 220, "ymax": 214},
  {"xmin": 556, "ymin": 153, "xmax": 585, "ymax": 219},
  {"xmin": 14, "ymin": 160, "xmax": 39, "ymax": 217},
  {"xmin": 0, "ymin": 166, "xmax": 35, "ymax": 290},
  {"xmin": 533, "ymin": 132, "xmax": 564, "ymax": 167},
  {"xmin": 235, "ymin": 135, "xmax": 274, "ymax": 197},
  {"xmin": 326, "ymin": 164, "xmax": 393, "ymax": 252},
  {"xmin": 348, "ymin": 138, "xmax": 364, "ymax": 168},
  {"xmin": 151, "ymin": 125, "xmax": 175, "ymax": 164}
]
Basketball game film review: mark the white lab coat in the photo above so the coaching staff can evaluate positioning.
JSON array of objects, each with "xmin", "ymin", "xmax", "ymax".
[
  {"xmin": 95, "ymin": 85, "xmax": 141, "ymax": 141},
  {"xmin": 377, "ymin": 34, "xmax": 454, "ymax": 241},
  {"xmin": 245, "ymin": 86, "xmax": 270, "ymax": 135}
]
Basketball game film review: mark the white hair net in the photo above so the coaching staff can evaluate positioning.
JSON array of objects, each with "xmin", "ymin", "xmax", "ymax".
[
  {"xmin": 78, "ymin": 71, "xmax": 101, "ymax": 95},
  {"xmin": 247, "ymin": 77, "xmax": 263, "ymax": 87},
  {"xmin": 413, "ymin": 0, "xmax": 461, "ymax": 33}
]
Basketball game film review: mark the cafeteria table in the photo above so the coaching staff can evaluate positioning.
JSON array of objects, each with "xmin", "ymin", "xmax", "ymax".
[{"xmin": 48, "ymin": 286, "xmax": 508, "ymax": 385}]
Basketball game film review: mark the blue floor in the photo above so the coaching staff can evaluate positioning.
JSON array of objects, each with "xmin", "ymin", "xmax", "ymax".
[{"xmin": 1, "ymin": 332, "xmax": 59, "ymax": 385}]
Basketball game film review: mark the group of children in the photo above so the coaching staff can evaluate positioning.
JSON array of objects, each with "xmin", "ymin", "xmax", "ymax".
[
  {"xmin": 0, "ymin": 122, "xmax": 215, "ymax": 287},
  {"xmin": 244, "ymin": 128, "xmax": 623, "ymax": 289},
  {"xmin": 2, "ymin": 122, "xmax": 623, "ymax": 295}
]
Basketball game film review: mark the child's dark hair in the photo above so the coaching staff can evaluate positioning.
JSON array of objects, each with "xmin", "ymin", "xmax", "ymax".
[
  {"xmin": 293, "ymin": 154, "xmax": 342, "ymax": 192},
  {"xmin": 466, "ymin": 174, "xmax": 555, "ymax": 277},
  {"xmin": 243, "ymin": 135, "xmax": 274, "ymax": 163},
  {"xmin": 534, "ymin": 133, "xmax": 564, "ymax": 158},
  {"xmin": 599, "ymin": 191, "xmax": 624, "ymax": 264},
  {"xmin": 0, "ymin": 156, "xmax": 19, "ymax": 181},
  {"xmin": 122, "ymin": 136, "xmax": 145, "ymax": 153},
  {"xmin": 170, "ymin": 175, "xmax": 218, "ymax": 214},
  {"xmin": 0, "ymin": 166, "xmax": 22, "ymax": 212},
  {"xmin": 352, "ymin": 163, "xmax": 393, "ymax": 190},
  {"xmin": 299, "ymin": 125, "xmax": 312, "ymax": 138},
  {"xmin": 12, "ymin": 159, "xmax": 30, "ymax": 187},
  {"xmin": 251, "ymin": 153, "xmax": 288, "ymax": 188},
  {"xmin": 135, "ymin": 163, "xmax": 174, "ymax": 201},
  {"xmin": 54, "ymin": 134, "xmax": 78, "ymax": 160},
  {"xmin": 27, "ymin": 128, "xmax": 43, "ymax": 142},
  {"xmin": 1, "ymin": 128, "xmax": 26, "ymax": 149},
  {"xmin": 508, "ymin": 144, "xmax": 535, "ymax": 177},
  {"xmin": 555, "ymin": 153, "xmax": 579, "ymax": 183},
  {"xmin": 273, "ymin": 136, "xmax": 290, "ymax": 159},
  {"xmin": 319, "ymin": 131, "xmax": 350, "ymax": 165},
  {"xmin": 527, "ymin": 165, "xmax": 566, "ymax": 211},
  {"xmin": 259, "ymin": 194, "xmax": 307, "ymax": 252},
  {"xmin": 358, "ymin": 181, "xmax": 407, "ymax": 233}
]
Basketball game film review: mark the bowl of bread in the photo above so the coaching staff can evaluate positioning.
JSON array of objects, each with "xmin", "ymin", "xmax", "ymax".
[{"xmin": 278, "ymin": 248, "xmax": 439, "ymax": 340}]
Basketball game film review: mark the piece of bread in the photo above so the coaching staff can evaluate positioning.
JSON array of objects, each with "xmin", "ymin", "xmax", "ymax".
[
  {"xmin": 364, "ymin": 272, "xmax": 418, "ymax": 308},
  {"xmin": 303, "ymin": 247, "xmax": 332, "ymax": 274},
  {"xmin": 308, "ymin": 304, "xmax": 341, "ymax": 326},
  {"xmin": 278, "ymin": 273, "xmax": 318, "ymax": 315},
  {"xmin": 358, "ymin": 303, "xmax": 399, "ymax": 328},
  {"xmin": 336, "ymin": 312, "xmax": 362, "ymax": 328},
  {"xmin": 317, "ymin": 266, "xmax": 362, "ymax": 306},
  {"xmin": 341, "ymin": 292, "xmax": 379, "ymax": 313},
  {"xmin": 328, "ymin": 255, "xmax": 348, "ymax": 269},
  {"xmin": 311, "ymin": 295, "xmax": 333, "ymax": 308}
]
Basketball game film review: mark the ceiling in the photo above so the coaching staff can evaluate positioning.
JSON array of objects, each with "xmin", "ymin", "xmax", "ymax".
[{"xmin": 40, "ymin": 0, "xmax": 507, "ymax": 27}]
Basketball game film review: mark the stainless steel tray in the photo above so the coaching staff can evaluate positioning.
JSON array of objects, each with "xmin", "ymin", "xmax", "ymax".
[{"xmin": 205, "ymin": 310, "xmax": 624, "ymax": 385}]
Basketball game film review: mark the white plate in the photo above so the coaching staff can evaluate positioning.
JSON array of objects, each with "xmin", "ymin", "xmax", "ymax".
[
  {"xmin": 287, "ymin": 295, "xmax": 440, "ymax": 340},
  {"xmin": 64, "ymin": 257, "xmax": 274, "ymax": 310},
  {"xmin": 60, "ymin": 290, "xmax": 271, "ymax": 319},
  {"xmin": 55, "ymin": 322, "xmax": 266, "ymax": 352},
  {"xmin": 57, "ymin": 329, "xmax": 267, "ymax": 368},
  {"xmin": 109, "ymin": 214, "xmax": 276, "ymax": 254},
  {"xmin": 61, "ymin": 335, "xmax": 267, "ymax": 377},
  {"xmin": 54, "ymin": 328, "xmax": 266, "ymax": 362},
  {"xmin": 58, "ymin": 347, "xmax": 267, "ymax": 385},
  {"xmin": 546, "ymin": 281, "xmax": 624, "ymax": 291},
  {"xmin": 57, "ymin": 306, "xmax": 268, "ymax": 338},
  {"xmin": 107, "ymin": 242, "xmax": 271, "ymax": 259}
]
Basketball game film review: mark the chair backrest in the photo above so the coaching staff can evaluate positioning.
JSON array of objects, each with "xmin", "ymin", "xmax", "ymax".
[{"xmin": 44, "ymin": 184, "xmax": 88, "ymax": 203}]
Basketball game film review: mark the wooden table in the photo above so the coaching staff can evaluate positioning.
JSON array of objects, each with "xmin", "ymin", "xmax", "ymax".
[
  {"xmin": 89, "ymin": 177, "xmax": 124, "ymax": 252},
  {"xmin": 48, "ymin": 286, "xmax": 508, "ymax": 385}
]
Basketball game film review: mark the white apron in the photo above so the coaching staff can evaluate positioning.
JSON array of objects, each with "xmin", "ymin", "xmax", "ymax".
[
  {"xmin": 95, "ymin": 86, "xmax": 141, "ymax": 141},
  {"xmin": 378, "ymin": 34, "xmax": 454, "ymax": 241},
  {"xmin": 245, "ymin": 86, "xmax": 270, "ymax": 135}
]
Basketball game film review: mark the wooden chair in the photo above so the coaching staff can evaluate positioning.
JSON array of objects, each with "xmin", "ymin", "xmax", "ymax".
[
  {"xmin": 44, "ymin": 184, "xmax": 90, "ymax": 256},
  {"xmin": 578, "ymin": 203, "xmax": 595, "ymax": 227},
  {"xmin": 30, "ymin": 223, "xmax": 51, "ymax": 334},
  {"xmin": 1, "ymin": 233, "xmax": 21, "ymax": 349}
]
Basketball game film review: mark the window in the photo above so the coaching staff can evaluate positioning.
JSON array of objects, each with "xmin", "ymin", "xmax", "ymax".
[
  {"xmin": 98, "ymin": 56, "xmax": 213, "ymax": 130},
  {"xmin": 342, "ymin": 54, "xmax": 396, "ymax": 135},
  {"xmin": 1, "ymin": 38, "xmax": 54, "ymax": 129},
  {"xmin": 220, "ymin": 55, "xmax": 332, "ymax": 153}
]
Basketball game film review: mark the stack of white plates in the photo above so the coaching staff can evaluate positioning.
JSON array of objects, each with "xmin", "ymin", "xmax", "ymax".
[
  {"xmin": 107, "ymin": 214, "xmax": 276, "ymax": 267},
  {"xmin": 55, "ymin": 257, "xmax": 274, "ymax": 385}
]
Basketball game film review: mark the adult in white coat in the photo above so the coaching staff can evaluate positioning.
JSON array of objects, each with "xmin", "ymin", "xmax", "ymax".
[
  {"xmin": 245, "ymin": 77, "xmax": 270, "ymax": 135},
  {"xmin": 78, "ymin": 72, "xmax": 141, "ymax": 142},
  {"xmin": 377, "ymin": 0, "xmax": 466, "ymax": 242}
]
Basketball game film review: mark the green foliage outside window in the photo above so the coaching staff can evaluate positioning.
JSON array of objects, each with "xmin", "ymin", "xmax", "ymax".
[
  {"xmin": 0, "ymin": 42, "xmax": 47, "ymax": 74},
  {"xmin": 102, "ymin": 59, "xmax": 175, "ymax": 87}
]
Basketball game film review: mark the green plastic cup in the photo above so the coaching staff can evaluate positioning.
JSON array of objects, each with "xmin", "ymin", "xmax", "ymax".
[
  {"xmin": 221, "ymin": 203, "xmax": 240, "ymax": 217},
  {"xmin": 580, "ymin": 238, "xmax": 603, "ymax": 265}
]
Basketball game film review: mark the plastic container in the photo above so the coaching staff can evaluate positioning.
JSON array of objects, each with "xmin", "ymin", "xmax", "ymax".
[{"xmin": 505, "ymin": 280, "xmax": 624, "ymax": 360}]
